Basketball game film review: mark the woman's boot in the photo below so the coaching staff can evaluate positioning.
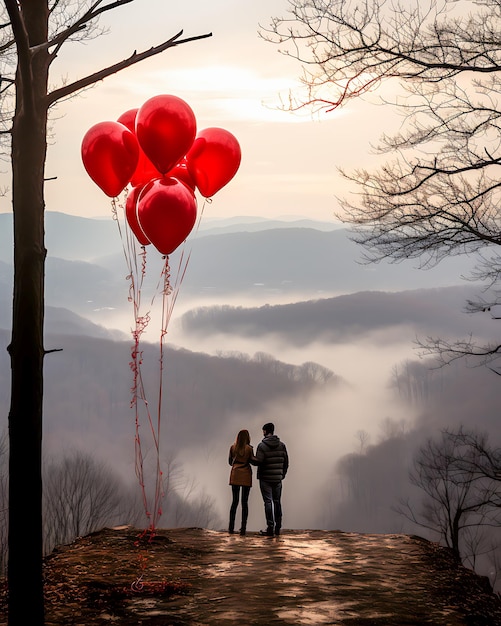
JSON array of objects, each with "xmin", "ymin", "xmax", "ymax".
[
  {"xmin": 240, "ymin": 510, "xmax": 248, "ymax": 535},
  {"xmin": 228, "ymin": 510, "xmax": 236, "ymax": 534}
]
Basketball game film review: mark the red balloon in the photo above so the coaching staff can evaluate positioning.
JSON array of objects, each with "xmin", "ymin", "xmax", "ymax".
[
  {"xmin": 137, "ymin": 177, "xmax": 197, "ymax": 255},
  {"xmin": 126, "ymin": 185, "xmax": 151, "ymax": 246},
  {"xmin": 81, "ymin": 121, "xmax": 139, "ymax": 197},
  {"xmin": 117, "ymin": 108, "xmax": 161, "ymax": 187},
  {"xmin": 186, "ymin": 127, "xmax": 241, "ymax": 197},
  {"xmin": 135, "ymin": 95, "xmax": 197, "ymax": 175},
  {"xmin": 116, "ymin": 108, "xmax": 137, "ymax": 132},
  {"xmin": 167, "ymin": 158, "xmax": 196, "ymax": 192}
]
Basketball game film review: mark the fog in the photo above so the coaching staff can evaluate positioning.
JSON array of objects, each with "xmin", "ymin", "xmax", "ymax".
[
  {"xmin": 80, "ymin": 284, "xmax": 426, "ymax": 533},
  {"xmin": 192, "ymin": 339, "xmax": 420, "ymax": 531}
]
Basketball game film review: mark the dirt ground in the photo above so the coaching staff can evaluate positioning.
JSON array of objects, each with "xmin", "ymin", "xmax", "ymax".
[{"xmin": 2, "ymin": 526, "xmax": 501, "ymax": 625}]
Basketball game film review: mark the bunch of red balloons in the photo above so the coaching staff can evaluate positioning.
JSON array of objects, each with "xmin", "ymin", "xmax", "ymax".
[{"xmin": 81, "ymin": 94, "xmax": 241, "ymax": 255}]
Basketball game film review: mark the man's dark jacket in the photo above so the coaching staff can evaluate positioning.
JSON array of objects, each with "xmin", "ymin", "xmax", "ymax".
[{"xmin": 255, "ymin": 435, "xmax": 289, "ymax": 482}]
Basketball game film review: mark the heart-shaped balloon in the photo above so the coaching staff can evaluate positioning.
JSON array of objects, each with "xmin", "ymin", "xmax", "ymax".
[
  {"xmin": 81, "ymin": 121, "xmax": 139, "ymax": 197},
  {"xmin": 186, "ymin": 127, "xmax": 241, "ymax": 197},
  {"xmin": 137, "ymin": 177, "xmax": 197, "ymax": 255},
  {"xmin": 125, "ymin": 184, "xmax": 151, "ymax": 246},
  {"xmin": 135, "ymin": 95, "xmax": 197, "ymax": 175},
  {"xmin": 117, "ymin": 108, "xmax": 161, "ymax": 187}
]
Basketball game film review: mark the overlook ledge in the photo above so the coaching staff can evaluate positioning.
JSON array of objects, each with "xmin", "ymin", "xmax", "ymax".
[{"xmin": 1, "ymin": 526, "xmax": 501, "ymax": 625}]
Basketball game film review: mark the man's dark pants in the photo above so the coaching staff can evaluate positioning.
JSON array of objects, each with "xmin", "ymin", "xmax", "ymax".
[{"xmin": 259, "ymin": 479, "xmax": 282, "ymax": 533}]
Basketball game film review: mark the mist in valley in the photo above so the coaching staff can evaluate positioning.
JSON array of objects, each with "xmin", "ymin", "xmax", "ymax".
[
  {"xmin": 52, "ymin": 301, "xmax": 421, "ymax": 533},
  {"xmin": 70, "ymin": 278, "xmax": 499, "ymax": 539}
]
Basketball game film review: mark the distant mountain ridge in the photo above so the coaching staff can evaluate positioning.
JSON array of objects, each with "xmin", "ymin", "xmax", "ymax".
[
  {"xmin": 0, "ymin": 328, "xmax": 342, "ymax": 451},
  {"xmin": 0, "ymin": 212, "xmax": 483, "ymax": 334},
  {"xmin": 0, "ymin": 212, "xmax": 341, "ymax": 264},
  {"xmin": 179, "ymin": 284, "xmax": 493, "ymax": 346}
]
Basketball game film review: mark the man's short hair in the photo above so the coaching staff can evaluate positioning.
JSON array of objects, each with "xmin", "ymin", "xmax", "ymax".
[{"xmin": 262, "ymin": 422, "xmax": 274, "ymax": 435}]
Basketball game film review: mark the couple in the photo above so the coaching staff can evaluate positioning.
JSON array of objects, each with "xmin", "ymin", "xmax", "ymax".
[{"xmin": 228, "ymin": 422, "xmax": 289, "ymax": 537}]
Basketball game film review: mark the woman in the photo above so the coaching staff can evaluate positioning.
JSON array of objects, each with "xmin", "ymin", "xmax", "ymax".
[{"xmin": 228, "ymin": 429, "xmax": 256, "ymax": 535}]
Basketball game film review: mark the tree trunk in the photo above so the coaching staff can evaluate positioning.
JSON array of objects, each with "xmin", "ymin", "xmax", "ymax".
[
  {"xmin": 7, "ymin": 3, "xmax": 50, "ymax": 624},
  {"xmin": 451, "ymin": 513, "xmax": 462, "ymax": 563}
]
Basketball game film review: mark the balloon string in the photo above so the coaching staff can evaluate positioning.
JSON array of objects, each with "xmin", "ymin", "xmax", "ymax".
[
  {"xmin": 152, "ymin": 259, "xmax": 174, "ymax": 528},
  {"xmin": 111, "ymin": 193, "xmax": 209, "ymax": 531},
  {"xmin": 129, "ymin": 252, "xmax": 157, "ymax": 529},
  {"xmin": 112, "ymin": 195, "xmax": 158, "ymax": 529},
  {"xmin": 143, "ymin": 204, "xmax": 206, "ymax": 527}
]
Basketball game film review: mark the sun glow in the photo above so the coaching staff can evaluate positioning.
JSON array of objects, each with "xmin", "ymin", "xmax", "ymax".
[{"xmin": 120, "ymin": 64, "xmax": 345, "ymax": 124}]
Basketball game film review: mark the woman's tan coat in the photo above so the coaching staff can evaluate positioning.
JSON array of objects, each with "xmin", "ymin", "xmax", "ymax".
[{"xmin": 228, "ymin": 443, "xmax": 255, "ymax": 487}]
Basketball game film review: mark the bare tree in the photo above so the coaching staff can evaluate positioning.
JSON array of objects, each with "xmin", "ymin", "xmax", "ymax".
[
  {"xmin": 329, "ymin": 424, "xmax": 411, "ymax": 533},
  {"xmin": 391, "ymin": 359, "xmax": 439, "ymax": 405},
  {"xmin": 0, "ymin": 447, "xmax": 219, "ymax": 574},
  {"xmin": 355, "ymin": 429, "xmax": 370, "ymax": 454},
  {"xmin": 397, "ymin": 428, "xmax": 501, "ymax": 562},
  {"xmin": 1, "ymin": 2, "xmax": 211, "ymax": 623},
  {"xmin": 42, "ymin": 451, "xmax": 128, "ymax": 553},
  {"xmin": 262, "ymin": 0, "xmax": 501, "ymax": 371}
]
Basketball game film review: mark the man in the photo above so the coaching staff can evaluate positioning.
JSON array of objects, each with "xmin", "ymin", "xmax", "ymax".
[{"xmin": 255, "ymin": 422, "xmax": 289, "ymax": 537}]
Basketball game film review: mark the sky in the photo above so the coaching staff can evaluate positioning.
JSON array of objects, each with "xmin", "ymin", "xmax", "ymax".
[{"xmin": 1, "ymin": 0, "xmax": 391, "ymax": 222}]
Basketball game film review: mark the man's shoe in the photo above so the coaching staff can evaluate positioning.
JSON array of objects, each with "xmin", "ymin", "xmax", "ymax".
[
  {"xmin": 259, "ymin": 528, "xmax": 274, "ymax": 537},
  {"xmin": 275, "ymin": 527, "xmax": 281, "ymax": 536}
]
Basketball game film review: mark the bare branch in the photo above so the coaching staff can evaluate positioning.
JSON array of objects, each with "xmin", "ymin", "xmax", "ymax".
[
  {"xmin": 399, "ymin": 427, "xmax": 501, "ymax": 560},
  {"xmin": 43, "ymin": 1, "xmax": 136, "ymax": 57},
  {"xmin": 264, "ymin": 0, "xmax": 501, "ymax": 371},
  {"xmin": 47, "ymin": 29, "xmax": 212, "ymax": 106}
]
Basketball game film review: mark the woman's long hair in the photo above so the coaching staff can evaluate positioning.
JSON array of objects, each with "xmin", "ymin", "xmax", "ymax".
[{"xmin": 233, "ymin": 429, "xmax": 250, "ymax": 458}]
